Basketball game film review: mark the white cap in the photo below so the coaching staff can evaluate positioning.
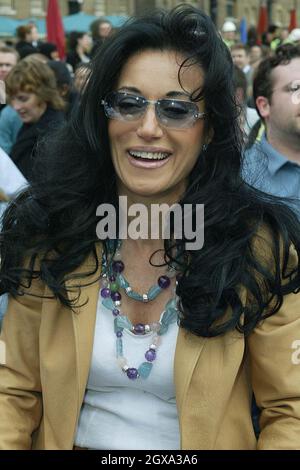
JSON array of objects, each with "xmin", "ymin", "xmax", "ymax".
[
  {"xmin": 288, "ymin": 28, "xmax": 300, "ymax": 42},
  {"xmin": 222, "ymin": 21, "xmax": 236, "ymax": 33}
]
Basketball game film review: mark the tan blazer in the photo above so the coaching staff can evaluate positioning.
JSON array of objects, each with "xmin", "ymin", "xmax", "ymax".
[{"xmin": 0, "ymin": 249, "xmax": 300, "ymax": 450}]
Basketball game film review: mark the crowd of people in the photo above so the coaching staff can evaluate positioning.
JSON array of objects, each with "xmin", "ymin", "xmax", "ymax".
[
  {"xmin": 0, "ymin": 5, "xmax": 300, "ymax": 450},
  {"xmin": 0, "ymin": 18, "xmax": 112, "ymax": 187}
]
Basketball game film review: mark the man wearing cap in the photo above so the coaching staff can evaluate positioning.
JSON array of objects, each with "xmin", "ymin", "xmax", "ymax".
[{"xmin": 221, "ymin": 20, "xmax": 237, "ymax": 49}]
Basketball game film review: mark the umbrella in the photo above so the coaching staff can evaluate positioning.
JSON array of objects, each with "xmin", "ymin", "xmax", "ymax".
[
  {"xmin": 47, "ymin": 0, "xmax": 65, "ymax": 59},
  {"xmin": 257, "ymin": 1, "xmax": 268, "ymax": 45},
  {"xmin": 289, "ymin": 8, "xmax": 297, "ymax": 32}
]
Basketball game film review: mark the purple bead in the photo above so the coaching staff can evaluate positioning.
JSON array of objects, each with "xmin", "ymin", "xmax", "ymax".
[
  {"xmin": 127, "ymin": 368, "xmax": 139, "ymax": 380},
  {"xmin": 101, "ymin": 288, "xmax": 111, "ymax": 298},
  {"xmin": 111, "ymin": 291, "xmax": 121, "ymax": 301},
  {"xmin": 116, "ymin": 331, "xmax": 123, "ymax": 338},
  {"xmin": 112, "ymin": 261, "xmax": 125, "ymax": 273},
  {"xmin": 112, "ymin": 308, "xmax": 120, "ymax": 316},
  {"xmin": 158, "ymin": 275, "xmax": 171, "ymax": 289},
  {"xmin": 133, "ymin": 323, "xmax": 145, "ymax": 335},
  {"xmin": 109, "ymin": 275, "xmax": 116, "ymax": 282},
  {"xmin": 145, "ymin": 349, "xmax": 156, "ymax": 362}
]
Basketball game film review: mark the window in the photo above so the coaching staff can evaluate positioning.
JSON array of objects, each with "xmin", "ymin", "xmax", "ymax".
[
  {"xmin": 226, "ymin": 0, "xmax": 236, "ymax": 18},
  {"xmin": 0, "ymin": 0, "xmax": 16, "ymax": 15},
  {"xmin": 30, "ymin": 0, "xmax": 45, "ymax": 16}
]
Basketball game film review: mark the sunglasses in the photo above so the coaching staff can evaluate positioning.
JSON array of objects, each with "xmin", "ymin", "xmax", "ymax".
[{"xmin": 101, "ymin": 91, "xmax": 206, "ymax": 129}]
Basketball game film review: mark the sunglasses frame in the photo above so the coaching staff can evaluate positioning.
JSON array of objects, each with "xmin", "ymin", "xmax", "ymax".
[{"xmin": 101, "ymin": 91, "xmax": 206, "ymax": 129}]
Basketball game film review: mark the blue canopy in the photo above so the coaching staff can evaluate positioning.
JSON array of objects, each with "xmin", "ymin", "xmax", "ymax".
[
  {"xmin": 63, "ymin": 13, "xmax": 128, "ymax": 32},
  {"xmin": 0, "ymin": 17, "xmax": 19, "ymax": 36},
  {"xmin": 0, "ymin": 13, "xmax": 128, "ymax": 37}
]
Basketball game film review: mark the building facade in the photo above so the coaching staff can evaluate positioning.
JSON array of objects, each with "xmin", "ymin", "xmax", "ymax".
[{"xmin": 0, "ymin": 0, "xmax": 299, "ymax": 29}]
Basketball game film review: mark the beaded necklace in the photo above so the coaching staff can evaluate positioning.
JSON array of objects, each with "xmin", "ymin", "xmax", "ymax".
[{"xmin": 100, "ymin": 240, "xmax": 179, "ymax": 380}]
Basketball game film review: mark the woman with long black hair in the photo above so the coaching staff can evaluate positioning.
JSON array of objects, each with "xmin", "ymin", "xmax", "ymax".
[{"xmin": 0, "ymin": 5, "xmax": 300, "ymax": 450}]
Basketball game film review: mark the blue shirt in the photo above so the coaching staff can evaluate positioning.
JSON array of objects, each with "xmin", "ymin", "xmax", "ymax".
[
  {"xmin": 243, "ymin": 133, "xmax": 300, "ymax": 216},
  {"xmin": 0, "ymin": 105, "xmax": 22, "ymax": 155}
]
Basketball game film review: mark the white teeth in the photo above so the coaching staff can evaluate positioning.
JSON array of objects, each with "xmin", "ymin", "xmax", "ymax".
[{"xmin": 129, "ymin": 150, "xmax": 169, "ymax": 160}]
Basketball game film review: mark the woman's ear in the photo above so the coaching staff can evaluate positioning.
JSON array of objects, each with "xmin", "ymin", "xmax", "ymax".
[{"xmin": 205, "ymin": 125, "xmax": 214, "ymax": 146}]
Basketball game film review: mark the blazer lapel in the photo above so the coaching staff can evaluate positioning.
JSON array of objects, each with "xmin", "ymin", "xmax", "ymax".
[
  {"xmin": 174, "ymin": 327, "xmax": 207, "ymax": 448},
  {"xmin": 67, "ymin": 245, "xmax": 102, "ymax": 446}
]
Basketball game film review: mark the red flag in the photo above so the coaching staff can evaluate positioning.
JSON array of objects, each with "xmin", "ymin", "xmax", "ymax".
[
  {"xmin": 257, "ymin": 2, "xmax": 268, "ymax": 45},
  {"xmin": 289, "ymin": 9, "xmax": 297, "ymax": 32},
  {"xmin": 46, "ymin": 0, "xmax": 65, "ymax": 60}
]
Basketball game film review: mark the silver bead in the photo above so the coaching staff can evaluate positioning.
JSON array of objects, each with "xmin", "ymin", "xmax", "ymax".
[
  {"xmin": 149, "ymin": 344, "xmax": 157, "ymax": 350},
  {"xmin": 144, "ymin": 324, "xmax": 151, "ymax": 333},
  {"xmin": 167, "ymin": 268, "xmax": 177, "ymax": 278},
  {"xmin": 150, "ymin": 322, "xmax": 161, "ymax": 333},
  {"xmin": 101, "ymin": 278, "xmax": 109, "ymax": 288},
  {"xmin": 143, "ymin": 294, "xmax": 149, "ymax": 303},
  {"xmin": 125, "ymin": 286, "xmax": 132, "ymax": 293},
  {"xmin": 114, "ymin": 300, "xmax": 121, "ymax": 307},
  {"xmin": 114, "ymin": 251, "xmax": 122, "ymax": 261},
  {"xmin": 152, "ymin": 335, "xmax": 162, "ymax": 346},
  {"xmin": 117, "ymin": 357, "xmax": 127, "ymax": 367},
  {"xmin": 122, "ymin": 365, "xmax": 129, "ymax": 372}
]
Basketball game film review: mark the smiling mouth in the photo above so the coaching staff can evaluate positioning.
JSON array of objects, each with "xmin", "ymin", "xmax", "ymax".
[{"xmin": 128, "ymin": 150, "xmax": 170, "ymax": 161}]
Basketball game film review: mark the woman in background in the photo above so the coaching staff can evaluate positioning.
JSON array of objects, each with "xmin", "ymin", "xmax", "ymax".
[
  {"xmin": 66, "ymin": 31, "xmax": 91, "ymax": 72},
  {"xmin": 6, "ymin": 58, "xmax": 65, "ymax": 181}
]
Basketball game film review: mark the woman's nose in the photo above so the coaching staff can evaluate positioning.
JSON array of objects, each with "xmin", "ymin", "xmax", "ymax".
[{"xmin": 136, "ymin": 105, "xmax": 164, "ymax": 139}]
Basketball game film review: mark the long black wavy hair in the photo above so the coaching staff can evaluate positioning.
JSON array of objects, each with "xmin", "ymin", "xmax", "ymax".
[{"xmin": 1, "ymin": 5, "xmax": 300, "ymax": 337}]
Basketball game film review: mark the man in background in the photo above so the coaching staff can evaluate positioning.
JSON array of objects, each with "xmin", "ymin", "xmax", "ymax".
[
  {"xmin": 231, "ymin": 44, "xmax": 254, "ymax": 100},
  {"xmin": 0, "ymin": 47, "xmax": 19, "ymax": 114},
  {"xmin": 233, "ymin": 65, "xmax": 259, "ymax": 138},
  {"xmin": 243, "ymin": 44, "xmax": 300, "ymax": 215}
]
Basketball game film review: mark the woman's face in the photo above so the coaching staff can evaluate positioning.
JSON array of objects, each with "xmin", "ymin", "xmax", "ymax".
[
  {"xmin": 10, "ymin": 91, "xmax": 47, "ymax": 123},
  {"xmin": 79, "ymin": 34, "xmax": 92, "ymax": 53},
  {"xmin": 108, "ymin": 49, "xmax": 207, "ymax": 202},
  {"xmin": 99, "ymin": 22, "xmax": 112, "ymax": 38}
]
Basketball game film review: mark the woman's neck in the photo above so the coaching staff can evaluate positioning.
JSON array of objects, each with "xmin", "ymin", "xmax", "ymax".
[
  {"xmin": 76, "ymin": 45, "xmax": 84, "ymax": 57},
  {"xmin": 117, "ymin": 182, "xmax": 186, "ymax": 245}
]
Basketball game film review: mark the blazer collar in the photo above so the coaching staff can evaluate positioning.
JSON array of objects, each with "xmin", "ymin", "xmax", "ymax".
[{"xmin": 65, "ymin": 244, "xmax": 102, "ymax": 447}]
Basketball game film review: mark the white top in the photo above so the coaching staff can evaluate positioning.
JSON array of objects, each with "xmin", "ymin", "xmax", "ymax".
[
  {"xmin": 244, "ymin": 107, "xmax": 260, "ymax": 136},
  {"xmin": 0, "ymin": 147, "xmax": 27, "ymax": 197},
  {"xmin": 75, "ymin": 292, "xmax": 180, "ymax": 450}
]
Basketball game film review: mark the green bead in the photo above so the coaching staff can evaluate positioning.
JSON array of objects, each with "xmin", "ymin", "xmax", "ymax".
[
  {"xmin": 102, "ymin": 297, "xmax": 114, "ymax": 310},
  {"xmin": 161, "ymin": 308, "xmax": 178, "ymax": 326},
  {"xmin": 129, "ymin": 291, "xmax": 143, "ymax": 301},
  {"xmin": 148, "ymin": 285, "xmax": 162, "ymax": 300},
  {"xmin": 118, "ymin": 274, "xmax": 129, "ymax": 289},
  {"xmin": 115, "ymin": 315, "xmax": 132, "ymax": 331},
  {"xmin": 110, "ymin": 282, "xmax": 119, "ymax": 293},
  {"xmin": 116, "ymin": 338, "xmax": 123, "ymax": 356},
  {"xmin": 158, "ymin": 324, "xmax": 168, "ymax": 336},
  {"xmin": 138, "ymin": 362, "xmax": 153, "ymax": 379}
]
